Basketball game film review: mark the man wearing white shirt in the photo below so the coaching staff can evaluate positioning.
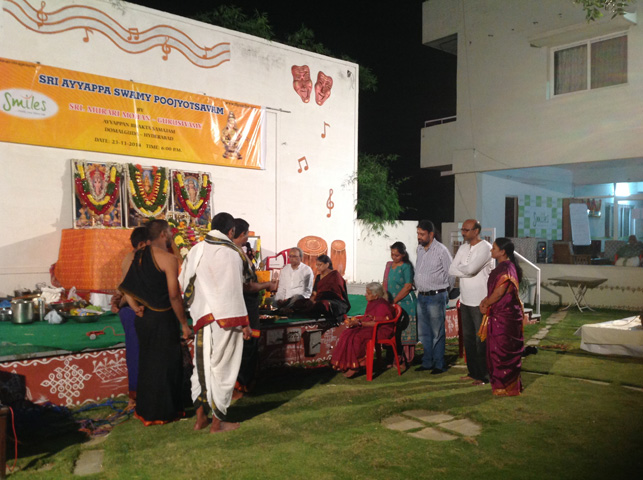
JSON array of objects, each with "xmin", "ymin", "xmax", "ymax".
[
  {"xmin": 449, "ymin": 219, "xmax": 494, "ymax": 385},
  {"xmin": 274, "ymin": 247, "xmax": 314, "ymax": 309}
]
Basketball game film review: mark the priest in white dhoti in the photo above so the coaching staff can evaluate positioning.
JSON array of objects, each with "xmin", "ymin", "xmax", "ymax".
[{"xmin": 180, "ymin": 212, "xmax": 251, "ymax": 433}]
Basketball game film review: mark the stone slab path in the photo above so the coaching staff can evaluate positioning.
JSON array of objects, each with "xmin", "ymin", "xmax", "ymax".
[
  {"xmin": 73, "ymin": 433, "xmax": 109, "ymax": 476},
  {"xmin": 382, "ymin": 409, "xmax": 482, "ymax": 441}
]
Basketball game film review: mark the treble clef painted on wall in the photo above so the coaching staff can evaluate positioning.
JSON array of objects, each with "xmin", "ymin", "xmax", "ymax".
[
  {"xmin": 36, "ymin": 1, "xmax": 48, "ymax": 26},
  {"xmin": 326, "ymin": 189, "xmax": 334, "ymax": 218},
  {"xmin": 162, "ymin": 37, "xmax": 172, "ymax": 60}
]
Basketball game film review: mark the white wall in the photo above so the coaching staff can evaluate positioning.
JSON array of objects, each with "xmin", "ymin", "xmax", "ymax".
[
  {"xmin": 445, "ymin": 0, "xmax": 643, "ymax": 172},
  {"xmin": 539, "ymin": 264, "xmax": 643, "ymax": 311},
  {"xmin": 0, "ymin": 0, "xmax": 359, "ymax": 295},
  {"xmin": 423, "ymin": 0, "xmax": 643, "ymax": 232},
  {"xmin": 354, "ymin": 220, "xmax": 418, "ymax": 284},
  {"xmin": 453, "ymin": 170, "xmax": 573, "ymax": 236}
]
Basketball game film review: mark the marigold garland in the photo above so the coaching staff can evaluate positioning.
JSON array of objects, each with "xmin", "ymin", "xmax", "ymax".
[
  {"xmin": 172, "ymin": 172, "xmax": 211, "ymax": 218},
  {"xmin": 127, "ymin": 164, "xmax": 169, "ymax": 217},
  {"xmin": 168, "ymin": 217, "xmax": 210, "ymax": 258},
  {"xmin": 74, "ymin": 162, "xmax": 122, "ymax": 215}
]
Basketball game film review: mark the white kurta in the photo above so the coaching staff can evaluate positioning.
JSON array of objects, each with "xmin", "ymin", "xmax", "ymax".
[{"xmin": 181, "ymin": 230, "xmax": 248, "ymax": 417}]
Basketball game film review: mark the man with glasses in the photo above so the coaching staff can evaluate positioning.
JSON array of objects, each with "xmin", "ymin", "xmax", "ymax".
[
  {"xmin": 273, "ymin": 247, "xmax": 314, "ymax": 311},
  {"xmin": 449, "ymin": 219, "xmax": 494, "ymax": 385},
  {"xmin": 415, "ymin": 220, "xmax": 454, "ymax": 374}
]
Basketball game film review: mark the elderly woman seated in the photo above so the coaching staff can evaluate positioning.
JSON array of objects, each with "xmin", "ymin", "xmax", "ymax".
[
  {"xmin": 330, "ymin": 282, "xmax": 396, "ymax": 378},
  {"xmin": 615, "ymin": 235, "xmax": 643, "ymax": 266}
]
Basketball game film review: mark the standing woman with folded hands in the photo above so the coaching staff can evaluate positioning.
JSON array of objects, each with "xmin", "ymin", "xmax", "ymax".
[
  {"xmin": 479, "ymin": 237, "xmax": 524, "ymax": 397},
  {"xmin": 383, "ymin": 241, "xmax": 417, "ymax": 367}
]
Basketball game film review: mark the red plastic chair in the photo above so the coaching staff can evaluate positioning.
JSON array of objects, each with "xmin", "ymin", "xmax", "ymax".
[
  {"xmin": 365, "ymin": 304, "xmax": 403, "ymax": 381},
  {"xmin": 263, "ymin": 249, "xmax": 290, "ymax": 270}
]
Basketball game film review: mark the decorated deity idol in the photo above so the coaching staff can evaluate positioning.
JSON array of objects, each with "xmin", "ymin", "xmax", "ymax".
[{"xmin": 222, "ymin": 112, "xmax": 242, "ymax": 160}]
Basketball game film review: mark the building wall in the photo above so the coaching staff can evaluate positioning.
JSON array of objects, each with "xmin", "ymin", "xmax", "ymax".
[
  {"xmin": 424, "ymin": 0, "xmax": 643, "ymax": 174},
  {"xmin": 0, "ymin": 0, "xmax": 359, "ymax": 295},
  {"xmin": 355, "ymin": 220, "xmax": 418, "ymax": 284},
  {"xmin": 474, "ymin": 171, "xmax": 573, "ymax": 237},
  {"xmin": 539, "ymin": 264, "xmax": 643, "ymax": 311}
]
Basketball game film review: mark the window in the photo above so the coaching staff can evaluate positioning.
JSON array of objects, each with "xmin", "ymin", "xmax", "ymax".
[{"xmin": 553, "ymin": 34, "xmax": 627, "ymax": 95}]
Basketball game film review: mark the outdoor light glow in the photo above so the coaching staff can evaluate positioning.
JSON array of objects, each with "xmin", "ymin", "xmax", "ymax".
[{"xmin": 615, "ymin": 183, "xmax": 631, "ymax": 197}]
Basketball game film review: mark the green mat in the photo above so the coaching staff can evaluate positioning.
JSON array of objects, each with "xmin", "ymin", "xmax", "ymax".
[
  {"xmin": 0, "ymin": 294, "xmax": 367, "ymax": 359},
  {"xmin": 0, "ymin": 313, "xmax": 126, "ymax": 358}
]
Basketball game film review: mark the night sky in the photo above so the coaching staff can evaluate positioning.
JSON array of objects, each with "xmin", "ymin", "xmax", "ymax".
[{"xmin": 128, "ymin": 0, "xmax": 457, "ymax": 225}]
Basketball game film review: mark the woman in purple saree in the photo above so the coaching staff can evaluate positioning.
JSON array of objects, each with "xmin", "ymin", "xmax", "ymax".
[{"xmin": 479, "ymin": 237, "xmax": 524, "ymax": 396}]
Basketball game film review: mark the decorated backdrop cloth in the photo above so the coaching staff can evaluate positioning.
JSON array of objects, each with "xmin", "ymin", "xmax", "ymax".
[
  {"xmin": 485, "ymin": 260, "xmax": 524, "ymax": 396},
  {"xmin": 330, "ymin": 297, "xmax": 395, "ymax": 371},
  {"xmin": 55, "ymin": 229, "xmax": 131, "ymax": 291}
]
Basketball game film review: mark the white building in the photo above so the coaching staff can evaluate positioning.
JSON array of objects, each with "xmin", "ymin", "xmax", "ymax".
[
  {"xmin": 421, "ymin": 0, "xmax": 643, "ymax": 310},
  {"xmin": 0, "ymin": 0, "xmax": 359, "ymax": 294}
]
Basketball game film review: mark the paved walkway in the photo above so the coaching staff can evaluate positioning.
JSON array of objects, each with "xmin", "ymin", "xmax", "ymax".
[
  {"xmin": 383, "ymin": 310, "xmax": 567, "ymax": 442},
  {"xmin": 382, "ymin": 410, "xmax": 482, "ymax": 441}
]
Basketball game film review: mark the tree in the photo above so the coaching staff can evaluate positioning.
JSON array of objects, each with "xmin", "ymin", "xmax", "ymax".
[
  {"xmin": 193, "ymin": 6, "xmax": 377, "ymax": 93},
  {"xmin": 351, "ymin": 154, "xmax": 404, "ymax": 234},
  {"xmin": 574, "ymin": 0, "xmax": 634, "ymax": 21}
]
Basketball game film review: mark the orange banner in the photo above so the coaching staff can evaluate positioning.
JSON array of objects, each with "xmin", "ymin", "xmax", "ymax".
[{"xmin": 0, "ymin": 57, "xmax": 264, "ymax": 169}]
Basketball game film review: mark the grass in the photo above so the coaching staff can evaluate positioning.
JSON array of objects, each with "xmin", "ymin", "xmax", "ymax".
[{"xmin": 5, "ymin": 306, "xmax": 643, "ymax": 479}]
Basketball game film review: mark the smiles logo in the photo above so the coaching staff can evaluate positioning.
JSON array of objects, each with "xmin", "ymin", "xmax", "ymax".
[{"xmin": 1, "ymin": 89, "xmax": 58, "ymax": 119}]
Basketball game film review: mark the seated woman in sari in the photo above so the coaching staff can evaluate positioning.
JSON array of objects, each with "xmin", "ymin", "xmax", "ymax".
[
  {"xmin": 330, "ymin": 282, "xmax": 395, "ymax": 378},
  {"xmin": 479, "ymin": 237, "xmax": 524, "ymax": 397},
  {"xmin": 293, "ymin": 254, "xmax": 350, "ymax": 324}
]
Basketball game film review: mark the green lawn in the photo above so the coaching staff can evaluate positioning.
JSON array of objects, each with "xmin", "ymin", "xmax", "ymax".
[{"xmin": 7, "ymin": 306, "xmax": 643, "ymax": 479}]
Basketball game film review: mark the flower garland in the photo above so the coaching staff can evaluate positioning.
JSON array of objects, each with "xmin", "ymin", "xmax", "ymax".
[
  {"xmin": 168, "ymin": 217, "xmax": 210, "ymax": 258},
  {"xmin": 172, "ymin": 172, "xmax": 211, "ymax": 218},
  {"xmin": 127, "ymin": 164, "xmax": 169, "ymax": 217},
  {"xmin": 74, "ymin": 162, "xmax": 122, "ymax": 215}
]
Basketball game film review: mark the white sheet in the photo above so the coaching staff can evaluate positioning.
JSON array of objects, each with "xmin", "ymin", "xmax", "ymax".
[{"xmin": 575, "ymin": 316, "xmax": 643, "ymax": 358}]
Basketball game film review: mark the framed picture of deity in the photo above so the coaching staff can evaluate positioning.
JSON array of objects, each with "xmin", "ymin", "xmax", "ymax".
[
  {"xmin": 169, "ymin": 169, "xmax": 212, "ymax": 227},
  {"xmin": 125, "ymin": 164, "xmax": 170, "ymax": 227},
  {"xmin": 71, "ymin": 160, "xmax": 125, "ymax": 228}
]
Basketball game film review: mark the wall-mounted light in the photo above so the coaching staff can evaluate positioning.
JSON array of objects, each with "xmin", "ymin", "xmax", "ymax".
[{"xmin": 615, "ymin": 183, "xmax": 631, "ymax": 197}]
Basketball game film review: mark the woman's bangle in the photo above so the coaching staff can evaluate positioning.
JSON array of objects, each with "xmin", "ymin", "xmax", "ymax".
[{"xmin": 358, "ymin": 319, "xmax": 362, "ymax": 327}]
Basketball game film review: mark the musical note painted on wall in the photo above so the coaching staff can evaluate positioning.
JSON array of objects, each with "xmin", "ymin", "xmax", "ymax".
[
  {"xmin": 321, "ymin": 122, "xmax": 330, "ymax": 138},
  {"xmin": 128, "ymin": 28, "xmax": 140, "ymax": 41},
  {"xmin": 297, "ymin": 156, "xmax": 309, "ymax": 173},
  {"xmin": 326, "ymin": 189, "xmax": 334, "ymax": 218}
]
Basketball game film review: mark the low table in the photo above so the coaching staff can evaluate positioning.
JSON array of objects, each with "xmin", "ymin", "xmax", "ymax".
[{"xmin": 549, "ymin": 276, "xmax": 607, "ymax": 312}]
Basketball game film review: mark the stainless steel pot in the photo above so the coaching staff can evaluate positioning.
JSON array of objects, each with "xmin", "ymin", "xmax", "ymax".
[
  {"xmin": 0, "ymin": 308, "xmax": 12, "ymax": 321},
  {"xmin": 11, "ymin": 299, "xmax": 34, "ymax": 324}
]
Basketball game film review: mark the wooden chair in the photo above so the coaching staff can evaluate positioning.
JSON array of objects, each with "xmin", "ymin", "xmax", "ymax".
[
  {"xmin": 365, "ymin": 304, "xmax": 403, "ymax": 381},
  {"xmin": 552, "ymin": 241, "xmax": 591, "ymax": 265}
]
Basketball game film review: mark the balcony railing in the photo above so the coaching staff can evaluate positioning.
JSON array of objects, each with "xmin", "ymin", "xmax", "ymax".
[
  {"xmin": 424, "ymin": 115, "xmax": 456, "ymax": 128},
  {"xmin": 515, "ymin": 252, "xmax": 541, "ymax": 317}
]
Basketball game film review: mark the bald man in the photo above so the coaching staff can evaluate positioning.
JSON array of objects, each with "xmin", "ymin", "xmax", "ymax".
[{"xmin": 449, "ymin": 219, "xmax": 494, "ymax": 385}]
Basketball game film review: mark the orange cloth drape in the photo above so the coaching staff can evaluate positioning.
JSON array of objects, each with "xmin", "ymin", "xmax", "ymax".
[{"xmin": 55, "ymin": 229, "xmax": 132, "ymax": 291}]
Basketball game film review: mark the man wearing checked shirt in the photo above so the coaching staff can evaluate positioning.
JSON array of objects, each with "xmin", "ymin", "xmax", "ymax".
[{"xmin": 414, "ymin": 220, "xmax": 454, "ymax": 374}]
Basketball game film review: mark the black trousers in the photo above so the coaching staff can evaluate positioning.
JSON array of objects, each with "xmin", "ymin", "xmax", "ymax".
[{"xmin": 460, "ymin": 304, "xmax": 489, "ymax": 382}]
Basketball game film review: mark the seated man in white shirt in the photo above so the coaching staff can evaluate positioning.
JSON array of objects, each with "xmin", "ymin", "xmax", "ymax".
[{"xmin": 274, "ymin": 247, "xmax": 314, "ymax": 310}]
